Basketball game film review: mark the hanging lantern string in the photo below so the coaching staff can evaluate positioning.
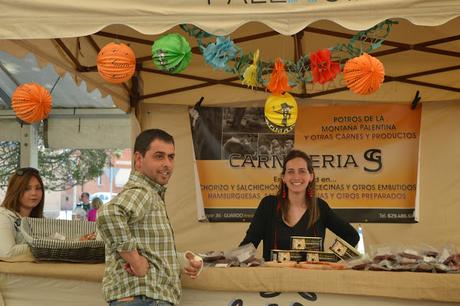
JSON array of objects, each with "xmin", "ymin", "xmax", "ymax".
[{"xmin": 180, "ymin": 20, "xmax": 396, "ymax": 89}]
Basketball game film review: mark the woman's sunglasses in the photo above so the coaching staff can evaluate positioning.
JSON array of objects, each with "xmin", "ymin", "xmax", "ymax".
[{"xmin": 15, "ymin": 167, "xmax": 40, "ymax": 176}]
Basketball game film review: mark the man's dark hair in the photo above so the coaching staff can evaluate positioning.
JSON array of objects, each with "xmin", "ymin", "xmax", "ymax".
[
  {"xmin": 134, "ymin": 129, "xmax": 175, "ymax": 157},
  {"xmin": 81, "ymin": 192, "xmax": 90, "ymax": 198}
]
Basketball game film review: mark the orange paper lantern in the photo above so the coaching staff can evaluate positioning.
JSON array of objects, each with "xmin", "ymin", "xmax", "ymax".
[
  {"xmin": 12, "ymin": 83, "xmax": 52, "ymax": 124},
  {"xmin": 343, "ymin": 53, "xmax": 385, "ymax": 95},
  {"xmin": 97, "ymin": 43, "xmax": 136, "ymax": 83}
]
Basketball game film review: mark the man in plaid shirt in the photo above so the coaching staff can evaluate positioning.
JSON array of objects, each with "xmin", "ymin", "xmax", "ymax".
[{"xmin": 97, "ymin": 129, "xmax": 202, "ymax": 305}]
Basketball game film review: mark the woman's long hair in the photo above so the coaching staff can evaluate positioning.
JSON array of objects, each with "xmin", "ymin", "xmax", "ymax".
[
  {"xmin": 1, "ymin": 168, "xmax": 45, "ymax": 218},
  {"xmin": 276, "ymin": 150, "xmax": 319, "ymax": 231}
]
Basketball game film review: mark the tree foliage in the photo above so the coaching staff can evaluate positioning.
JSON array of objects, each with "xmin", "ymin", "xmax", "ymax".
[
  {"xmin": 0, "ymin": 125, "xmax": 109, "ymax": 191},
  {"xmin": 0, "ymin": 141, "xmax": 20, "ymax": 187},
  {"xmin": 38, "ymin": 148, "xmax": 108, "ymax": 191}
]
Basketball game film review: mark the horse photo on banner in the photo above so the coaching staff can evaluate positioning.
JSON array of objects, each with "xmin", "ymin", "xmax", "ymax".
[{"xmin": 189, "ymin": 103, "xmax": 421, "ymax": 223}]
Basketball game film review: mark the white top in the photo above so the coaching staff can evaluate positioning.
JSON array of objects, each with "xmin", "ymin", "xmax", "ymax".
[{"xmin": 0, "ymin": 207, "xmax": 30, "ymax": 258}]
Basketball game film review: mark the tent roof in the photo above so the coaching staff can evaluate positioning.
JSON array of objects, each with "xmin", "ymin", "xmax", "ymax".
[
  {"xmin": 0, "ymin": 1, "xmax": 459, "ymax": 111},
  {"xmin": 1, "ymin": 0, "xmax": 459, "ymax": 39},
  {"xmin": 0, "ymin": 51, "xmax": 115, "ymax": 110}
]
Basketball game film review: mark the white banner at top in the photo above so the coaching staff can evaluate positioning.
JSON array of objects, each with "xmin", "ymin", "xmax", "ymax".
[{"xmin": 0, "ymin": 0, "xmax": 459, "ymax": 39}]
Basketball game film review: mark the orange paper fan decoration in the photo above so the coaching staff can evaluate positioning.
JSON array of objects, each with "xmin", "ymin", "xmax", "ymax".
[
  {"xmin": 97, "ymin": 42, "xmax": 136, "ymax": 83},
  {"xmin": 12, "ymin": 83, "xmax": 52, "ymax": 124},
  {"xmin": 267, "ymin": 58, "xmax": 292, "ymax": 95},
  {"xmin": 343, "ymin": 53, "xmax": 385, "ymax": 95}
]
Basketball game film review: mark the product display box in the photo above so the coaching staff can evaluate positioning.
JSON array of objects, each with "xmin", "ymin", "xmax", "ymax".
[
  {"xmin": 290, "ymin": 236, "xmax": 322, "ymax": 251},
  {"xmin": 329, "ymin": 236, "xmax": 361, "ymax": 260},
  {"xmin": 271, "ymin": 249, "xmax": 339, "ymax": 263}
]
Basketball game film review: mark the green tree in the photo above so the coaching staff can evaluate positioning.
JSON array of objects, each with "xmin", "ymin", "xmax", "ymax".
[
  {"xmin": 38, "ymin": 148, "xmax": 108, "ymax": 191},
  {"xmin": 0, "ymin": 141, "xmax": 20, "ymax": 187},
  {"xmin": 0, "ymin": 126, "xmax": 109, "ymax": 191}
]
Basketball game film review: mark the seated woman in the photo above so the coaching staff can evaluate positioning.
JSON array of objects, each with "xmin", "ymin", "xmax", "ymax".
[
  {"xmin": 0, "ymin": 167, "xmax": 45, "ymax": 259},
  {"xmin": 240, "ymin": 150, "xmax": 359, "ymax": 261}
]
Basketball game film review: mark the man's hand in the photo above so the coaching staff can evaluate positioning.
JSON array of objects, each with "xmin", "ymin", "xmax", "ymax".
[
  {"xmin": 120, "ymin": 250, "xmax": 149, "ymax": 277},
  {"xmin": 183, "ymin": 251, "xmax": 203, "ymax": 279}
]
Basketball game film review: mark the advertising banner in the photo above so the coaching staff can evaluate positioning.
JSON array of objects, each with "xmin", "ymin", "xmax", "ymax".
[{"xmin": 190, "ymin": 103, "xmax": 421, "ymax": 223}]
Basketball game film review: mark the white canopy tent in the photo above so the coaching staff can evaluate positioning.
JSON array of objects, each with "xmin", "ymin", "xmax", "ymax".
[
  {"xmin": 0, "ymin": 0, "xmax": 459, "ymax": 286},
  {"xmin": 1, "ymin": 0, "xmax": 459, "ymax": 38},
  {"xmin": 0, "ymin": 0, "xmax": 458, "ymax": 113}
]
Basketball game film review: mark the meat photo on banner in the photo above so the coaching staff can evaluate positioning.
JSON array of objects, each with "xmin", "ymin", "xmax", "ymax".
[{"xmin": 189, "ymin": 103, "xmax": 421, "ymax": 223}]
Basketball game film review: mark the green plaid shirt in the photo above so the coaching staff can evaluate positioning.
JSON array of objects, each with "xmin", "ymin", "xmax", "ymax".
[{"xmin": 97, "ymin": 170, "xmax": 181, "ymax": 304}]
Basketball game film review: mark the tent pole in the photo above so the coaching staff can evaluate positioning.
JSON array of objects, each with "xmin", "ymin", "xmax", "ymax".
[
  {"xmin": 294, "ymin": 31, "xmax": 307, "ymax": 96},
  {"xmin": 19, "ymin": 123, "xmax": 39, "ymax": 168}
]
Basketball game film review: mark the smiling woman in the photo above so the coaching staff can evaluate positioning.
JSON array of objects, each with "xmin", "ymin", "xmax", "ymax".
[
  {"xmin": 239, "ymin": 149, "xmax": 359, "ymax": 261},
  {"xmin": 0, "ymin": 167, "xmax": 45, "ymax": 259}
]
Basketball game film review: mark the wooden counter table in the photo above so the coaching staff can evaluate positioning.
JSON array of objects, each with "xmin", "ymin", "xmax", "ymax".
[{"xmin": 1, "ymin": 261, "xmax": 459, "ymax": 305}]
